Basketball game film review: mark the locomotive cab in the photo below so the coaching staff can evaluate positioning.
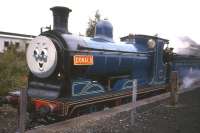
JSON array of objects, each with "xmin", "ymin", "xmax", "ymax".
[{"xmin": 121, "ymin": 34, "xmax": 169, "ymax": 85}]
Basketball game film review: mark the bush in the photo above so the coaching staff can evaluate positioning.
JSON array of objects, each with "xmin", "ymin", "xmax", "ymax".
[{"xmin": 0, "ymin": 46, "xmax": 28, "ymax": 95}]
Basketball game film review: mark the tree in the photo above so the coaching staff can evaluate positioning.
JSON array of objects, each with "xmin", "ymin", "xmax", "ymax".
[
  {"xmin": 0, "ymin": 46, "xmax": 28, "ymax": 95},
  {"xmin": 86, "ymin": 10, "xmax": 101, "ymax": 37}
]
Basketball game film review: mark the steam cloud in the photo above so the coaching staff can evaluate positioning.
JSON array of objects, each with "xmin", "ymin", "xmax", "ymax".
[
  {"xmin": 175, "ymin": 36, "xmax": 200, "ymax": 56},
  {"xmin": 171, "ymin": 37, "xmax": 200, "ymax": 89},
  {"xmin": 180, "ymin": 69, "xmax": 200, "ymax": 89}
]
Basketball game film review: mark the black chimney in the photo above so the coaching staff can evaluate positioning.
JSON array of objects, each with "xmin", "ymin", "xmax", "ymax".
[{"xmin": 50, "ymin": 6, "xmax": 72, "ymax": 33}]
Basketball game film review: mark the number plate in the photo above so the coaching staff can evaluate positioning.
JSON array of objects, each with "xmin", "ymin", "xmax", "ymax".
[{"xmin": 73, "ymin": 55, "xmax": 94, "ymax": 65}]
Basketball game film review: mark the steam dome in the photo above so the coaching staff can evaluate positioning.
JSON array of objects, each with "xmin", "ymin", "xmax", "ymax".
[{"xmin": 94, "ymin": 20, "xmax": 113, "ymax": 42}]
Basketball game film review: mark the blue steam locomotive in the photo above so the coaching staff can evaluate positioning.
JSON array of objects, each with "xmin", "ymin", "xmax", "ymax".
[{"xmin": 2, "ymin": 6, "xmax": 200, "ymax": 120}]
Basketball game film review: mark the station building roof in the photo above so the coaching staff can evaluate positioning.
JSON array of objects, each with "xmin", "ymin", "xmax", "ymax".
[{"xmin": 0, "ymin": 31, "xmax": 35, "ymax": 40}]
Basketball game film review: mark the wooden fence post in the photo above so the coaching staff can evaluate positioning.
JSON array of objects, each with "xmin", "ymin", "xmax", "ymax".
[
  {"xmin": 170, "ymin": 71, "xmax": 179, "ymax": 106},
  {"xmin": 131, "ymin": 79, "xmax": 137, "ymax": 125},
  {"xmin": 16, "ymin": 88, "xmax": 27, "ymax": 133}
]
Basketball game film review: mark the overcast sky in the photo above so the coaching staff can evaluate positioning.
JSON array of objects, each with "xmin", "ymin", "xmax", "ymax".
[{"xmin": 0, "ymin": 0, "xmax": 199, "ymax": 48}]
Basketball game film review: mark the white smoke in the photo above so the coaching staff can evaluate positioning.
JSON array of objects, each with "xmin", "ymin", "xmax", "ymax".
[
  {"xmin": 182, "ymin": 77, "xmax": 197, "ymax": 88},
  {"xmin": 172, "ymin": 37, "xmax": 200, "ymax": 89},
  {"xmin": 170, "ymin": 36, "xmax": 200, "ymax": 56},
  {"xmin": 164, "ymin": 35, "xmax": 200, "ymax": 89},
  {"xmin": 180, "ymin": 69, "xmax": 200, "ymax": 89}
]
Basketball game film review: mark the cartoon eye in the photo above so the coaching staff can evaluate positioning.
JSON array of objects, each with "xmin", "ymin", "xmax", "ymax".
[
  {"xmin": 41, "ymin": 48, "xmax": 48, "ymax": 59},
  {"xmin": 33, "ymin": 48, "xmax": 39, "ymax": 58}
]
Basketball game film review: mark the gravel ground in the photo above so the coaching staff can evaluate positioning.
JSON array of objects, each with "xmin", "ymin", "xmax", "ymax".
[
  {"xmin": 128, "ymin": 88, "xmax": 200, "ymax": 133},
  {"xmin": 0, "ymin": 105, "xmax": 17, "ymax": 133}
]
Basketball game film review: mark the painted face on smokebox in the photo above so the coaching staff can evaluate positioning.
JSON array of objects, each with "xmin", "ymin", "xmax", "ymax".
[
  {"xmin": 33, "ymin": 46, "xmax": 48, "ymax": 71},
  {"xmin": 26, "ymin": 36, "xmax": 57, "ymax": 78}
]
